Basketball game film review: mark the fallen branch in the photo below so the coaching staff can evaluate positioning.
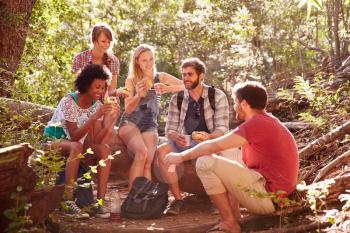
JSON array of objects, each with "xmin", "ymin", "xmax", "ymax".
[
  {"xmin": 299, "ymin": 120, "xmax": 350, "ymax": 160},
  {"xmin": 313, "ymin": 150, "xmax": 350, "ymax": 182},
  {"xmin": 283, "ymin": 122, "xmax": 312, "ymax": 131}
]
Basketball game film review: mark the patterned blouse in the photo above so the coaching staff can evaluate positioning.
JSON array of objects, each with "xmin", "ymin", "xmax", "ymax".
[{"xmin": 47, "ymin": 94, "xmax": 102, "ymax": 143}]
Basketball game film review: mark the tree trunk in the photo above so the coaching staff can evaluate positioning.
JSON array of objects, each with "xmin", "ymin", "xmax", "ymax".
[
  {"xmin": 326, "ymin": 0, "xmax": 335, "ymax": 69},
  {"xmin": 0, "ymin": 0, "xmax": 36, "ymax": 97},
  {"xmin": 333, "ymin": 0, "xmax": 341, "ymax": 67}
]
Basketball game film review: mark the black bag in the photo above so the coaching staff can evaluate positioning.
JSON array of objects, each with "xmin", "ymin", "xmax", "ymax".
[
  {"xmin": 56, "ymin": 163, "xmax": 94, "ymax": 208},
  {"xmin": 121, "ymin": 177, "xmax": 168, "ymax": 219}
]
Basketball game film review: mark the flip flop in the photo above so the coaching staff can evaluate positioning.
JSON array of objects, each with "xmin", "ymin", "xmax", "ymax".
[{"xmin": 206, "ymin": 223, "xmax": 231, "ymax": 233}]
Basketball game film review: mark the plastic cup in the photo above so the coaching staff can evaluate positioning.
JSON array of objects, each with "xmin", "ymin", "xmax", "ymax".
[{"xmin": 184, "ymin": 135, "xmax": 191, "ymax": 147}]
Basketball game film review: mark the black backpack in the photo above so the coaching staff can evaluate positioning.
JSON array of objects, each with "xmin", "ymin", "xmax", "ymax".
[
  {"xmin": 177, "ymin": 86, "xmax": 216, "ymax": 111},
  {"xmin": 121, "ymin": 177, "xmax": 168, "ymax": 219}
]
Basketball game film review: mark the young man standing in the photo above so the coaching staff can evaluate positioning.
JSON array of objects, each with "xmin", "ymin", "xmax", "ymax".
[
  {"xmin": 164, "ymin": 81, "xmax": 299, "ymax": 233},
  {"xmin": 156, "ymin": 57, "xmax": 229, "ymax": 215}
]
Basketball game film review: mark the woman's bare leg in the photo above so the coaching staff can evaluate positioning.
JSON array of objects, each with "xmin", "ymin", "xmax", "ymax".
[
  {"xmin": 49, "ymin": 140, "xmax": 83, "ymax": 200},
  {"xmin": 119, "ymin": 124, "xmax": 148, "ymax": 190},
  {"xmin": 88, "ymin": 143, "xmax": 112, "ymax": 199},
  {"xmin": 141, "ymin": 130, "xmax": 158, "ymax": 180}
]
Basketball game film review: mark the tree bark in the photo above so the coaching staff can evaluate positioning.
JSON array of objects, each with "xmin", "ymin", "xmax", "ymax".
[
  {"xmin": 333, "ymin": 0, "xmax": 341, "ymax": 67},
  {"xmin": 326, "ymin": 0, "xmax": 335, "ymax": 70},
  {"xmin": 0, "ymin": 0, "xmax": 36, "ymax": 97}
]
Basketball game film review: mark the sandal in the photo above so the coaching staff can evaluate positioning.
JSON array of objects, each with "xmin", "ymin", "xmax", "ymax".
[{"xmin": 206, "ymin": 222, "xmax": 232, "ymax": 233}]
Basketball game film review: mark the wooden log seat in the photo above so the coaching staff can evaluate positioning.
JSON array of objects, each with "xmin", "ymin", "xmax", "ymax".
[{"xmin": 0, "ymin": 143, "xmax": 64, "ymax": 231}]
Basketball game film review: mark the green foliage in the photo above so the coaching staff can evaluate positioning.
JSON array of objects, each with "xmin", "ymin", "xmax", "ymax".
[
  {"xmin": 277, "ymin": 74, "xmax": 349, "ymax": 130},
  {"xmin": 32, "ymin": 147, "xmax": 65, "ymax": 189},
  {"xmin": 297, "ymin": 180, "xmax": 334, "ymax": 213},
  {"xmin": 0, "ymin": 100, "xmax": 45, "ymax": 148},
  {"xmin": 3, "ymin": 186, "xmax": 33, "ymax": 233},
  {"xmin": 10, "ymin": 0, "xmax": 350, "ymax": 113}
]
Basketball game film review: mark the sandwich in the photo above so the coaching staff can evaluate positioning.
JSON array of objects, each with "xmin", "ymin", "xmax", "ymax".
[
  {"xmin": 116, "ymin": 87, "xmax": 131, "ymax": 96},
  {"xmin": 104, "ymin": 96, "xmax": 118, "ymax": 104}
]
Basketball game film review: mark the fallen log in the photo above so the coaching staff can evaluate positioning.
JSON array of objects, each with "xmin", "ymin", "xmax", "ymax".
[
  {"xmin": 313, "ymin": 150, "xmax": 350, "ymax": 182},
  {"xmin": 0, "ymin": 97, "xmax": 54, "ymax": 130},
  {"xmin": 299, "ymin": 120, "xmax": 350, "ymax": 160},
  {"xmin": 0, "ymin": 143, "xmax": 64, "ymax": 231}
]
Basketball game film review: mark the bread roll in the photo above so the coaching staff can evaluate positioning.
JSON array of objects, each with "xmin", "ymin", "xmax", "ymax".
[{"xmin": 191, "ymin": 131, "xmax": 205, "ymax": 140}]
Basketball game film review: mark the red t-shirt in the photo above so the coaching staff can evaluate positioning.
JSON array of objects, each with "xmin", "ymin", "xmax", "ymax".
[{"xmin": 233, "ymin": 112, "xmax": 299, "ymax": 196}]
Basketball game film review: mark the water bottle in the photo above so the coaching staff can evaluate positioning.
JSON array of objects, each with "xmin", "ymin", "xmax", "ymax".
[{"xmin": 110, "ymin": 189, "xmax": 121, "ymax": 222}]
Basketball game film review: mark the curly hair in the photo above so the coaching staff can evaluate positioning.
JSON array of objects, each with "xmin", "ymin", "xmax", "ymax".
[{"xmin": 75, "ymin": 64, "xmax": 111, "ymax": 93}]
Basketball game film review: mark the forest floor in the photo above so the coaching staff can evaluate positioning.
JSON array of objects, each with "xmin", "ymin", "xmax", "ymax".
[
  {"xmin": 54, "ymin": 176, "xmax": 220, "ymax": 233},
  {"xmin": 52, "ymin": 126, "xmax": 350, "ymax": 233}
]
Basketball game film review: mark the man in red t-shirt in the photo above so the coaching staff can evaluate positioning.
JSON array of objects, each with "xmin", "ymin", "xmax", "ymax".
[{"xmin": 164, "ymin": 81, "xmax": 299, "ymax": 233}]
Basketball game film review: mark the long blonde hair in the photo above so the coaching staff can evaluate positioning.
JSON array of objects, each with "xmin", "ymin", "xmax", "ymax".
[{"xmin": 128, "ymin": 44, "xmax": 156, "ymax": 89}]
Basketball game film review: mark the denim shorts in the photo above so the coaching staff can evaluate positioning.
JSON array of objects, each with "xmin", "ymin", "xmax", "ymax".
[
  {"xmin": 168, "ymin": 139, "xmax": 198, "ymax": 153},
  {"xmin": 119, "ymin": 111, "xmax": 158, "ymax": 133}
]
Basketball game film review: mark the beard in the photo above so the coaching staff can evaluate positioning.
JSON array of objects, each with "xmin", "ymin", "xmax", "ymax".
[{"xmin": 185, "ymin": 78, "xmax": 200, "ymax": 90}]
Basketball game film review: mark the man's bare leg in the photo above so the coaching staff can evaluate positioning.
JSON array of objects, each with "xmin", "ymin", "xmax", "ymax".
[{"xmin": 209, "ymin": 192, "xmax": 241, "ymax": 233}]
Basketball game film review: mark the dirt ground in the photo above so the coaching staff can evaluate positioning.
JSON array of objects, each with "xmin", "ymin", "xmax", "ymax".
[{"xmin": 55, "ymin": 176, "xmax": 222, "ymax": 233}]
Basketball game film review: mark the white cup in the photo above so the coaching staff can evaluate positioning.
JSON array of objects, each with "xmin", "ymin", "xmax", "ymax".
[{"xmin": 184, "ymin": 135, "xmax": 191, "ymax": 147}]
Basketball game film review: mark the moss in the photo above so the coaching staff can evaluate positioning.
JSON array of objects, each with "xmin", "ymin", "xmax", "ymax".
[{"xmin": 0, "ymin": 9, "xmax": 25, "ymax": 27}]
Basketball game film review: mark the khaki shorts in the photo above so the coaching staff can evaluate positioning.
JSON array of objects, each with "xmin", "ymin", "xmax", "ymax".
[{"xmin": 196, "ymin": 148, "xmax": 275, "ymax": 215}]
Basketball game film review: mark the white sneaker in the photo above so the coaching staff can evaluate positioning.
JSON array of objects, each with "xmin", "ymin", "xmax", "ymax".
[
  {"xmin": 64, "ymin": 200, "xmax": 90, "ymax": 219},
  {"xmin": 95, "ymin": 205, "xmax": 110, "ymax": 219}
]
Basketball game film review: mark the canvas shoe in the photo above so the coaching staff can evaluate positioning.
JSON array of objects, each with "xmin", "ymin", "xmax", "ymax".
[
  {"xmin": 167, "ymin": 199, "xmax": 185, "ymax": 215},
  {"xmin": 94, "ymin": 204, "xmax": 110, "ymax": 219},
  {"xmin": 64, "ymin": 200, "xmax": 90, "ymax": 219}
]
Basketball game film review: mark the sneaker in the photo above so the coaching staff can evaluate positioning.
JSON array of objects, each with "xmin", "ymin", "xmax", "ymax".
[
  {"xmin": 64, "ymin": 200, "xmax": 90, "ymax": 219},
  {"xmin": 94, "ymin": 205, "xmax": 110, "ymax": 219},
  {"xmin": 167, "ymin": 199, "xmax": 185, "ymax": 215}
]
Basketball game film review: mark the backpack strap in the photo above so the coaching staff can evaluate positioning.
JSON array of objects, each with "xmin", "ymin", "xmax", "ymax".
[
  {"xmin": 208, "ymin": 86, "xmax": 216, "ymax": 111},
  {"xmin": 177, "ymin": 91, "xmax": 184, "ymax": 112},
  {"xmin": 176, "ymin": 87, "xmax": 216, "ymax": 112}
]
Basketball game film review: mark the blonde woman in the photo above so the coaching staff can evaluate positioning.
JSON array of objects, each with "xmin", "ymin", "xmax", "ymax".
[{"xmin": 119, "ymin": 44, "xmax": 183, "ymax": 190}]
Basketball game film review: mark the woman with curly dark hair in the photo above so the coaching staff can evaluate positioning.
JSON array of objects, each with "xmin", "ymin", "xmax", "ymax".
[{"xmin": 44, "ymin": 64, "xmax": 119, "ymax": 219}]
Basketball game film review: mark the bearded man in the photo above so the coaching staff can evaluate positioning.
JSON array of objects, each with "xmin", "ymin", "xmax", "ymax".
[{"xmin": 156, "ymin": 57, "xmax": 230, "ymax": 215}]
